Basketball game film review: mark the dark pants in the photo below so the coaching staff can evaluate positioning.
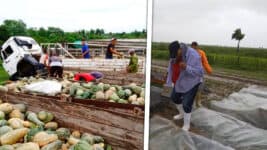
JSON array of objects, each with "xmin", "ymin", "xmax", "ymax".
[
  {"xmin": 171, "ymin": 83, "xmax": 200, "ymax": 113},
  {"xmin": 50, "ymin": 66, "xmax": 63, "ymax": 78}
]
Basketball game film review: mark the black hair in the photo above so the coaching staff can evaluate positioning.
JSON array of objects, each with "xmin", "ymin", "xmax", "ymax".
[
  {"xmin": 168, "ymin": 41, "xmax": 180, "ymax": 59},
  {"xmin": 43, "ymin": 47, "xmax": 47, "ymax": 54},
  {"xmin": 191, "ymin": 41, "xmax": 198, "ymax": 46}
]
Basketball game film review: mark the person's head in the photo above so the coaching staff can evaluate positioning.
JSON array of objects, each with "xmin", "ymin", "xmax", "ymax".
[
  {"xmin": 179, "ymin": 43, "xmax": 188, "ymax": 61},
  {"xmin": 111, "ymin": 38, "xmax": 117, "ymax": 45},
  {"xmin": 128, "ymin": 49, "xmax": 135, "ymax": 56},
  {"xmin": 168, "ymin": 41, "xmax": 180, "ymax": 59},
  {"xmin": 82, "ymin": 38, "xmax": 86, "ymax": 45},
  {"xmin": 43, "ymin": 47, "xmax": 47, "ymax": 54},
  {"xmin": 191, "ymin": 41, "xmax": 198, "ymax": 49}
]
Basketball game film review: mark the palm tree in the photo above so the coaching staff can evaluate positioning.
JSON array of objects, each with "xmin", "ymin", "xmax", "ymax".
[{"xmin": 232, "ymin": 28, "xmax": 245, "ymax": 64}]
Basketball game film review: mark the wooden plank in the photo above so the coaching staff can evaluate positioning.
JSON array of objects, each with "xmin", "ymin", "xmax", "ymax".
[{"xmin": 0, "ymin": 91, "xmax": 144, "ymax": 150}]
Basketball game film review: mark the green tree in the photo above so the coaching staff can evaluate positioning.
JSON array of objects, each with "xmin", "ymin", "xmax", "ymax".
[
  {"xmin": 47, "ymin": 27, "xmax": 64, "ymax": 42},
  {"xmin": 232, "ymin": 28, "xmax": 245, "ymax": 64},
  {"xmin": 0, "ymin": 20, "xmax": 27, "ymax": 44},
  {"xmin": 0, "ymin": 26, "xmax": 9, "ymax": 45}
]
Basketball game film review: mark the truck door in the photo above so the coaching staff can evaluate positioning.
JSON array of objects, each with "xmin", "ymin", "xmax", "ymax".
[{"xmin": 1, "ymin": 43, "xmax": 19, "ymax": 76}]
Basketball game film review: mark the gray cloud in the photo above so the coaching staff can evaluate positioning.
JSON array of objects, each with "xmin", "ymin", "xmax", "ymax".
[{"xmin": 153, "ymin": 0, "xmax": 267, "ymax": 47}]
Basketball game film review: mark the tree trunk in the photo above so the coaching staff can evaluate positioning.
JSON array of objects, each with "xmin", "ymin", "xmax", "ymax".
[{"xmin": 237, "ymin": 40, "xmax": 240, "ymax": 65}]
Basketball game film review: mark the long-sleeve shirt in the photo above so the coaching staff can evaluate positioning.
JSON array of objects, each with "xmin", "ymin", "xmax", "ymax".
[
  {"xmin": 175, "ymin": 47, "xmax": 204, "ymax": 93},
  {"xmin": 197, "ymin": 49, "xmax": 212, "ymax": 74}
]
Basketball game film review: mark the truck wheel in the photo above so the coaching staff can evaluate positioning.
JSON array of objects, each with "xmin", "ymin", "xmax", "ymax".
[
  {"xmin": 9, "ymin": 73, "xmax": 19, "ymax": 81},
  {"xmin": 17, "ymin": 61, "xmax": 36, "ymax": 77}
]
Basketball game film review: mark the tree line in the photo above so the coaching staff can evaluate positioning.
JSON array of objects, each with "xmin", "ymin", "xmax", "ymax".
[{"xmin": 0, "ymin": 19, "xmax": 147, "ymax": 45}]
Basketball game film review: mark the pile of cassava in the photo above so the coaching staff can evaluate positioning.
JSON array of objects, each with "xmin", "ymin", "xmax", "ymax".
[
  {"xmin": 0, "ymin": 101, "xmax": 111, "ymax": 150},
  {"xmin": 0, "ymin": 76, "xmax": 145, "ymax": 106}
]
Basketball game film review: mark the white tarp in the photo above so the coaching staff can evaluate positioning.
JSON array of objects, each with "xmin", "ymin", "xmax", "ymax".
[
  {"xmin": 150, "ymin": 116, "xmax": 234, "ymax": 150},
  {"xmin": 24, "ymin": 80, "xmax": 62, "ymax": 96},
  {"xmin": 191, "ymin": 108, "xmax": 267, "ymax": 150},
  {"xmin": 210, "ymin": 86, "xmax": 267, "ymax": 129}
]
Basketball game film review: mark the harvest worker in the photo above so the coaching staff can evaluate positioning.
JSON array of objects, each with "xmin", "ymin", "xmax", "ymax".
[
  {"xmin": 39, "ymin": 47, "xmax": 49, "ymax": 68},
  {"xmin": 126, "ymin": 49, "xmax": 138, "ymax": 73},
  {"xmin": 191, "ymin": 41, "xmax": 212, "ymax": 107},
  {"xmin": 81, "ymin": 38, "xmax": 90, "ymax": 59},
  {"xmin": 49, "ymin": 50, "xmax": 63, "ymax": 78},
  {"xmin": 105, "ymin": 38, "xmax": 123, "ymax": 59},
  {"xmin": 168, "ymin": 42, "xmax": 204, "ymax": 131}
]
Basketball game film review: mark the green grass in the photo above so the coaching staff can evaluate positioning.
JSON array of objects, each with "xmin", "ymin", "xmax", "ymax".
[
  {"xmin": 0, "ymin": 60, "xmax": 9, "ymax": 84},
  {"xmin": 152, "ymin": 42, "xmax": 267, "ymax": 58},
  {"xmin": 206, "ymin": 53, "xmax": 267, "ymax": 72},
  {"xmin": 152, "ymin": 42, "xmax": 267, "ymax": 81}
]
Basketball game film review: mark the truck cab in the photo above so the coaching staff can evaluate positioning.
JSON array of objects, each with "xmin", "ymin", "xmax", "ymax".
[{"xmin": 0, "ymin": 36, "xmax": 44, "ymax": 80}]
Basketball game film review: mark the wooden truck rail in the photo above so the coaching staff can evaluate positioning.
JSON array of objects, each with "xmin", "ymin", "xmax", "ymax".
[
  {"xmin": 64, "ymin": 68, "xmax": 145, "ymax": 86},
  {"xmin": 0, "ymin": 90, "xmax": 144, "ymax": 150},
  {"xmin": 62, "ymin": 58, "xmax": 146, "ymax": 77},
  {"xmin": 40, "ymin": 40, "xmax": 147, "ymax": 59}
]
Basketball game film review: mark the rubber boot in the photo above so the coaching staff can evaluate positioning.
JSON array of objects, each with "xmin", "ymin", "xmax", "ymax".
[
  {"xmin": 182, "ymin": 112, "xmax": 191, "ymax": 131},
  {"xmin": 173, "ymin": 104, "xmax": 184, "ymax": 120}
]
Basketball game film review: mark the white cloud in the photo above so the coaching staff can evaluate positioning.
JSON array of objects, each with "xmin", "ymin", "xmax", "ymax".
[
  {"xmin": 0, "ymin": 0, "xmax": 147, "ymax": 32},
  {"xmin": 153, "ymin": 0, "xmax": 267, "ymax": 47}
]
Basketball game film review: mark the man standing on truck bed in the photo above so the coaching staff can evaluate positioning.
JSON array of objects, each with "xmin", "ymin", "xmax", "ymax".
[
  {"xmin": 81, "ymin": 38, "xmax": 90, "ymax": 59},
  {"xmin": 106, "ymin": 38, "xmax": 123, "ymax": 59}
]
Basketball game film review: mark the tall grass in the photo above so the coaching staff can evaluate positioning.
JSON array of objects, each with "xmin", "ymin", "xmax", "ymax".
[
  {"xmin": 152, "ymin": 42, "xmax": 267, "ymax": 58},
  {"xmin": 152, "ymin": 42, "xmax": 267, "ymax": 74},
  {"xmin": 207, "ymin": 53, "xmax": 267, "ymax": 72}
]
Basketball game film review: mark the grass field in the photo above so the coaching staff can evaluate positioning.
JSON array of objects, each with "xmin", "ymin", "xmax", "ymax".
[
  {"xmin": 152, "ymin": 42, "xmax": 267, "ymax": 58},
  {"xmin": 152, "ymin": 42, "xmax": 267, "ymax": 81},
  {"xmin": 0, "ymin": 60, "xmax": 9, "ymax": 84}
]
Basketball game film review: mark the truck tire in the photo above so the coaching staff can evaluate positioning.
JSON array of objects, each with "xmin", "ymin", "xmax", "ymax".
[
  {"xmin": 9, "ymin": 73, "xmax": 19, "ymax": 81},
  {"xmin": 17, "ymin": 60, "xmax": 36, "ymax": 77}
]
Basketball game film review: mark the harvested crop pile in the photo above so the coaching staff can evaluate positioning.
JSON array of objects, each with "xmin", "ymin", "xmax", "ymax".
[
  {"xmin": 0, "ymin": 77, "xmax": 145, "ymax": 106},
  {"xmin": 0, "ymin": 102, "xmax": 111, "ymax": 150}
]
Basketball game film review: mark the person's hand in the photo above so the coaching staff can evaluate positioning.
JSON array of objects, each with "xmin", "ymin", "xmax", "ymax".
[{"xmin": 179, "ymin": 62, "xmax": 187, "ymax": 70}]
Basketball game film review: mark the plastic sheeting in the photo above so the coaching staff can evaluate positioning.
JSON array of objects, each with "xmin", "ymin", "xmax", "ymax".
[
  {"xmin": 24, "ymin": 80, "xmax": 62, "ymax": 96},
  {"xmin": 149, "ymin": 116, "xmax": 234, "ymax": 150},
  {"xmin": 210, "ymin": 86, "xmax": 267, "ymax": 129},
  {"xmin": 191, "ymin": 108, "xmax": 267, "ymax": 150}
]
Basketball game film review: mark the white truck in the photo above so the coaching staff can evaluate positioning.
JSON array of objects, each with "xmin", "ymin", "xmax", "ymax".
[{"xmin": 0, "ymin": 36, "xmax": 46, "ymax": 80}]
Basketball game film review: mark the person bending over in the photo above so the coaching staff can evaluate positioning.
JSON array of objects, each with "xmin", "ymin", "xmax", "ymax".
[
  {"xmin": 127, "ymin": 49, "xmax": 138, "ymax": 73},
  {"xmin": 169, "ymin": 42, "xmax": 204, "ymax": 131}
]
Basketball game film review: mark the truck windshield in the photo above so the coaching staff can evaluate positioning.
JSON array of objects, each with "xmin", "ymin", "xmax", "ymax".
[{"xmin": 14, "ymin": 38, "xmax": 32, "ymax": 49}]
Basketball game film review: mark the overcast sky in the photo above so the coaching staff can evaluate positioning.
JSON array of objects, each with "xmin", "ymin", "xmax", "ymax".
[
  {"xmin": 0, "ymin": 0, "xmax": 147, "ymax": 33},
  {"xmin": 153, "ymin": 0, "xmax": 267, "ymax": 48}
]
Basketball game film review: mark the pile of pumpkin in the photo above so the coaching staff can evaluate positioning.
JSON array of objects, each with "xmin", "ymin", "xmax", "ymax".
[
  {"xmin": 64, "ymin": 81, "xmax": 145, "ymax": 105},
  {"xmin": 0, "ymin": 77, "xmax": 145, "ymax": 106},
  {"xmin": 0, "ymin": 102, "xmax": 111, "ymax": 150}
]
